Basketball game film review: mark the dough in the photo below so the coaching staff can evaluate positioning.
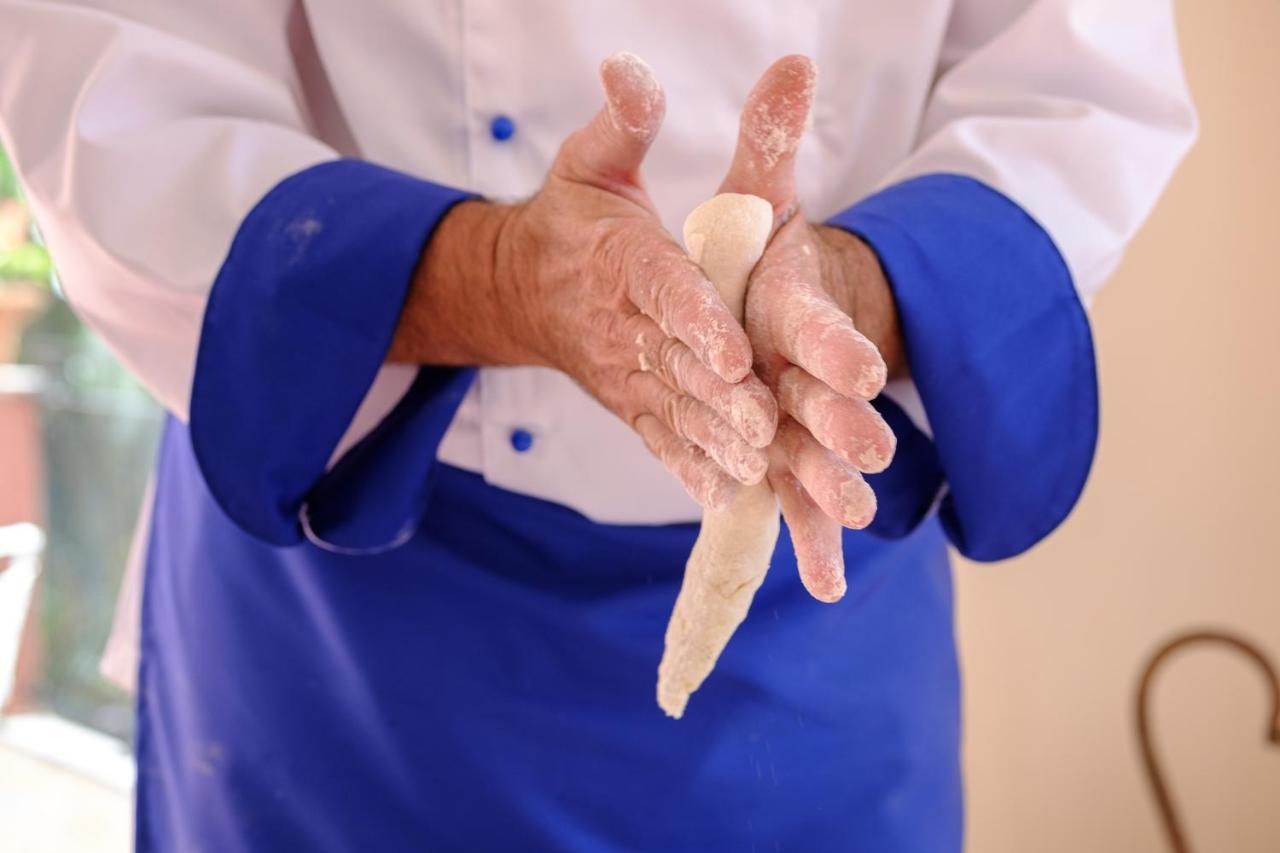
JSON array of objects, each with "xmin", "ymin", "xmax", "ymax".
[{"xmin": 657, "ymin": 193, "xmax": 779, "ymax": 719}]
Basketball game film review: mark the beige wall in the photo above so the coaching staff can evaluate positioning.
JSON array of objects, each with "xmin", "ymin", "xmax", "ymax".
[{"xmin": 956, "ymin": 3, "xmax": 1280, "ymax": 851}]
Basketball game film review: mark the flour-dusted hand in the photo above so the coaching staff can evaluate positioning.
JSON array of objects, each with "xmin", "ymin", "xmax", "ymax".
[
  {"xmin": 392, "ymin": 54, "xmax": 778, "ymax": 508},
  {"xmin": 718, "ymin": 55, "xmax": 902, "ymax": 601}
]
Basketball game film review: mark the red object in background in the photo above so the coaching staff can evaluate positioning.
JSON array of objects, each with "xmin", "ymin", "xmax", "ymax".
[{"xmin": 0, "ymin": 364, "xmax": 46, "ymax": 712}]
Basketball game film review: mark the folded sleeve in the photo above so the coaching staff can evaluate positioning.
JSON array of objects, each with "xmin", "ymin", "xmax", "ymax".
[
  {"xmin": 0, "ymin": 2, "xmax": 476, "ymax": 548},
  {"xmin": 828, "ymin": 0, "xmax": 1198, "ymax": 560},
  {"xmin": 191, "ymin": 160, "xmax": 475, "ymax": 548}
]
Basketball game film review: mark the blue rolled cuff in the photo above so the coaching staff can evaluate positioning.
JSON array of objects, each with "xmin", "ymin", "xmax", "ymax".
[
  {"xmin": 190, "ymin": 159, "xmax": 476, "ymax": 548},
  {"xmin": 829, "ymin": 174, "xmax": 1099, "ymax": 561}
]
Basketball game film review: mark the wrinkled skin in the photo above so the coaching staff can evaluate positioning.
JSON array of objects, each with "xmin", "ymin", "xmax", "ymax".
[
  {"xmin": 392, "ymin": 53, "xmax": 901, "ymax": 594},
  {"xmin": 719, "ymin": 56, "xmax": 900, "ymax": 602},
  {"xmin": 496, "ymin": 54, "xmax": 781, "ymax": 507}
]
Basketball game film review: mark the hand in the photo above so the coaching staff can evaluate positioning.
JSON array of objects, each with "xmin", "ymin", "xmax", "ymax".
[
  {"xmin": 718, "ymin": 56, "xmax": 905, "ymax": 601},
  {"xmin": 390, "ymin": 54, "xmax": 778, "ymax": 509}
]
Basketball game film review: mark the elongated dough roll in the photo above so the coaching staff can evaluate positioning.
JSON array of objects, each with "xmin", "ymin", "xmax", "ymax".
[{"xmin": 657, "ymin": 193, "xmax": 778, "ymax": 719}]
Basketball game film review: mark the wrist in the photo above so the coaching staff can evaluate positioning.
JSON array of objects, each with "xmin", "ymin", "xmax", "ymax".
[
  {"xmin": 816, "ymin": 224, "xmax": 907, "ymax": 379},
  {"xmin": 388, "ymin": 199, "xmax": 545, "ymax": 367},
  {"xmin": 490, "ymin": 201, "xmax": 562, "ymax": 371}
]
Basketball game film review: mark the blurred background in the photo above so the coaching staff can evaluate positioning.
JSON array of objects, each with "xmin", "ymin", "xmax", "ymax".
[
  {"xmin": 0, "ymin": 128, "xmax": 154, "ymax": 849},
  {"xmin": 0, "ymin": 2, "xmax": 1275, "ymax": 851},
  {"xmin": 957, "ymin": 2, "xmax": 1280, "ymax": 850}
]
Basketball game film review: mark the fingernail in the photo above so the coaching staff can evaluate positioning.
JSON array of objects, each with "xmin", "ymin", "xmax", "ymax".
[
  {"xmin": 852, "ymin": 358, "xmax": 887, "ymax": 399},
  {"xmin": 853, "ymin": 427, "xmax": 896, "ymax": 474},
  {"xmin": 728, "ymin": 446, "xmax": 768, "ymax": 485},
  {"xmin": 840, "ymin": 479, "xmax": 877, "ymax": 529},
  {"xmin": 730, "ymin": 385, "xmax": 778, "ymax": 448},
  {"xmin": 600, "ymin": 52, "xmax": 664, "ymax": 141},
  {"xmin": 715, "ymin": 352, "xmax": 750, "ymax": 384},
  {"xmin": 805, "ymin": 570, "xmax": 846, "ymax": 604}
]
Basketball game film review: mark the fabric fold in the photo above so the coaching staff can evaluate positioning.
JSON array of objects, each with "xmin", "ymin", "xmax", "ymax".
[
  {"xmin": 191, "ymin": 159, "xmax": 476, "ymax": 547},
  {"xmin": 830, "ymin": 173, "xmax": 1098, "ymax": 561}
]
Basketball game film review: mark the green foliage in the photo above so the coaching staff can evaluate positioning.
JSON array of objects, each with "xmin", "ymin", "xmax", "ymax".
[
  {"xmin": 0, "ymin": 143, "xmax": 52, "ymax": 286},
  {"xmin": 0, "ymin": 241, "xmax": 52, "ymax": 282},
  {"xmin": 0, "ymin": 146, "xmax": 153, "ymax": 740},
  {"xmin": 0, "ymin": 144, "xmax": 18, "ymax": 200}
]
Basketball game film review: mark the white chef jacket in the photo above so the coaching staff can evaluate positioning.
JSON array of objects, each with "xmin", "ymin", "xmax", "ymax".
[{"xmin": 0, "ymin": 1, "xmax": 1196, "ymax": 687}]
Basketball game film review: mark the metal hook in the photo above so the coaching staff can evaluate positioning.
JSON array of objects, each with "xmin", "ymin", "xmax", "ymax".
[{"xmin": 1135, "ymin": 630, "xmax": 1280, "ymax": 852}]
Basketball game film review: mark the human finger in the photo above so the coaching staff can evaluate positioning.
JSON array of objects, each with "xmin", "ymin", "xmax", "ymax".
[
  {"xmin": 626, "ymin": 314, "xmax": 777, "ymax": 447},
  {"xmin": 776, "ymin": 366, "xmax": 895, "ymax": 473},
  {"xmin": 771, "ymin": 462, "xmax": 847, "ymax": 603},
  {"xmin": 633, "ymin": 414, "xmax": 744, "ymax": 510},
  {"xmin": 718, "ymin": 54, "xmax": 817, "ymax": 226},
  {"xmin": 775, "ymin": 419, "xmax": 877, "ymax": 529},
  {"xmin": 628, "ymin": 371, "xmax": 767, "ymax": 485}
]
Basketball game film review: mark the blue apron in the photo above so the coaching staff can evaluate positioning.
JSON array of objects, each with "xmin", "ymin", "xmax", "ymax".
[{"xmin": 133, "ymin": 418, "xmax": 962, "ymax": 851}]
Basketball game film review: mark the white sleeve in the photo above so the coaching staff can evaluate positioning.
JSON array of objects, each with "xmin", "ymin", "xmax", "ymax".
[
  {"xmin": 0, "ymin": 0, "xmax": 335, "ymax": 417},
  {"xmin": 831, "ymin": 0, "xmax": 1195, "ymax": 560},
  {"xmin": 883, "ymin": 0, "xmax": 1198, "ymax": 299}
]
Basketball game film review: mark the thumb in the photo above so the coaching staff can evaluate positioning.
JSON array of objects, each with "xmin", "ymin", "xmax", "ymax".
[
  {"xmin": 718, "ymin": 55, "xmax": 817, "ymax": 227},
  {"xmin": 553, "ymin": 52, "xmax": 666, "ymax": 192}
]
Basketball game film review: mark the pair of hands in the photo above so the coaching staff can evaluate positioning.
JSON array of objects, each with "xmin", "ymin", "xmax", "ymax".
[{"xmin": 392, "ymin": 54, "xmax": 903, "ymax": 600}]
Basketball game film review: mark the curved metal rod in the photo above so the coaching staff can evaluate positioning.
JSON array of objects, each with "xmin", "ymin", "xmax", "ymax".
[{"xmin": 1136, "ymin": 630, "xmax": 1280, "ymax": 852}]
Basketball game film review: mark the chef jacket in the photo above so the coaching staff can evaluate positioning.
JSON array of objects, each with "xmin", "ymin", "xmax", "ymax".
[{"xmin": 0, "ymin": 1, "xmax": 1195, "ymax": 850}]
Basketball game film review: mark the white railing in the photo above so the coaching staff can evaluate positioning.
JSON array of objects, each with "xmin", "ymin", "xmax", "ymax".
[
  {"xmin": 0, "ymin": 521, "xmax": 44, "ymax": 710},
  {"xmin": 0, "ymin": 522, "xmax": 136, "ymax": 793}
]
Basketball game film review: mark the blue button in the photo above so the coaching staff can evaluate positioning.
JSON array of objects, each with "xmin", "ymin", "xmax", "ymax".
[
  {"xmin": 509, "ymin": 428, "xmax": 534, "ymax": 453},
  {"xmin": 489, "ymin": 114, "xmax": 516, "ymax": 142}
]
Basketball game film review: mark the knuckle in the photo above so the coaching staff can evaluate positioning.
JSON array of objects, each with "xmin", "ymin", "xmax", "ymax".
[
  {"xmin": 775, "ymin": 366, "xmax": 805, "ymax": 405},
  {"xmin": 594, "ymin": 306, "xmax": 628, "ymax": 346},
  {"xmin": 777, "ymin": 420, "xmax": 807, "ymax": 458},
  {"xmin": 590, "ymin": 219, "xmax": 633, "ymax": 292},
  {"xmin": 621, "ymin": 315, "xmax": 660, "ymax": 373},
  {"xmin": 657, "ymin": 336, "xmax": 686, "ymax": 386},
  {"xmin": 660, "ymin": 391, "xmax": 686, "ymax": 434},
  {"xmin": 621, "ymin": 312, "xmax": 649, "ymax": 344},
  {"xmin": 795, "ymin": 300, "xmax": 831, "ymax": 337},
  {"xmin": 627, "ymin": 405, "xmax": 649, "ymax": 433},
  {"xmin": 754, "ymin": 264, "xmax": 792, "ymax": 302},
  {"xmin": 621, "ymin": 367, "xmax": 650, "ymax": 402},
  {"xmin": 630, "ymin": 411, "xmax": 651, "ymax": 438},
  {"xmin": 649, "ymin": 251, "xmax": 700, "ymax": 316},
  {"xmin": 646, "ymin": 270, "xmax": 678, "ymax": 323}
]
